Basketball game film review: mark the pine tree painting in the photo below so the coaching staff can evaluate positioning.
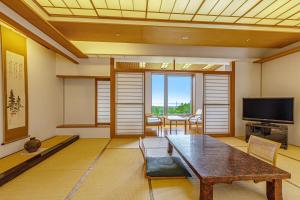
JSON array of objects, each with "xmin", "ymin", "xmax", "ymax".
[{"xmin": 7, "ymin": 89, "xmax": 23, "ymax": 115}]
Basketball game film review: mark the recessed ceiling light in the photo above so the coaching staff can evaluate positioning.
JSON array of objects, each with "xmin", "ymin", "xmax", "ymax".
[
  {"xmin": 115, "ymin": 33, "xmax": 121, "ymax": 37},
  {"xmin": 182, "ymin": 64, "xmax": 191, "ymax": 69},
  {"xmin": 139, "ymin": 62, "xmax": 146, "ymax": 68},
  {"xmin": 181, "ymin": 36, "xmax": 189, "ymax": 40},
  {"xmin": 161, "ymin": 63, "xmax": 169, "ymax": 69}
]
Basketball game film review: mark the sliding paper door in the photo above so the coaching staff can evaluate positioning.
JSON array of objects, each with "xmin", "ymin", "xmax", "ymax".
[
  {"xmin": 115, "ymin": 73, "xmax": 144, "ymax": 135},
  {"xmin": 204, "ymin": 74, "xmax": 230, "ymax": 135}
]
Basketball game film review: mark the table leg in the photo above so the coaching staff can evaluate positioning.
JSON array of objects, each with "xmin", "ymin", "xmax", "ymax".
[
  {"xmin": 266, "ymin": 179, "xmax": 282, "ymax": 200},
  {"xmin": 200, "ymin": 180, "xmax": 213, "ymax": 200},
  {"xmin": 169, "ymin": 121, "xmax": 172, "ymax": 135},
  {"xmin": 168, "ymin": 142, "xmax": 173, "ymax": 155}
]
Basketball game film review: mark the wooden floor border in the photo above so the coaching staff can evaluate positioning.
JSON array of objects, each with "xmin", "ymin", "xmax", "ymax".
[{"xmin": 0, "ymin": 135, "xmax": 79, "ymax": 186}]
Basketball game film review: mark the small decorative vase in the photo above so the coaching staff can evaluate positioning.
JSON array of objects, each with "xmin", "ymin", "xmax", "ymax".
[{"xmin": 24, "ymin": 137, "xmax": 41, "ymax": 153}]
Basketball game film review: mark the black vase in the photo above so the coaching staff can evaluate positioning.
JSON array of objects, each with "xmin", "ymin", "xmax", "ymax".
[{"xmin": 24, "ymin": 137, "xmax": 41, "ymax": 153}]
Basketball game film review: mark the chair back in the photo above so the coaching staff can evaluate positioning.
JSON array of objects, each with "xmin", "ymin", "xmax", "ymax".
[
  {"xmin": 139, "ymin": 137, "xmax": 146, "ymax": 162},
  {"xmin": 195, "ymin": 109, "xmax": 202, "ymax": 116},
  {"xmin": 247, "ymin": 135, "xmax": 281, "ymax": 166}
]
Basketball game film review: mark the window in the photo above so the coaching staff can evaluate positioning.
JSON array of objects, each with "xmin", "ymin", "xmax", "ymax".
[
  {"xmin": 151, "ymin": 74, "xmax": 164, "ymax": 116},
  {"xmin": 168, "ymin": 75, "xmax": 192, "ymax": 115},
  {"xmin": 96, "ymin": 79, "xmax": 110, "ymax": 124},
  {"xmin": 152, "ymin": 74, "xmax": 192, "ymax": 116}
]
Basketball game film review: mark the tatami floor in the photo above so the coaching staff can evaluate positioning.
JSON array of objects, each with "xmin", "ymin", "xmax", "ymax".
[{"xmin": 1, "ymin": 136, "xmax": 300, "ymax": 200}]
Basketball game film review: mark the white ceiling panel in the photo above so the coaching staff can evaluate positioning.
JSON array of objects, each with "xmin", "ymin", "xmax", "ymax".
[
  {"xmin": 257, "ymin": 18, "xmax": 281, "ymax": 25},
  {"xmin": 76, "ymin": 0, "xmax": 93, "ymax": 9},
  {"xmin": 148, "ymin": 0, "xmax": 162, "ymax": 12},
  {"xmin": 147, "ymin": 12, "xmax": 170, "ymax": 20},
  {"xmin": 92, "ymin": 0, "xmax": 107, "ymax": 8},
  {"xmin": 237, "ymin": 17, "xmax": 260, "ymax": 24},
  {"xmin": 106, "ymin": 0, "xmax": 121, "ymax": 9},
  {"xmin": 97, "ymin": 9, "xmax": 122, "ymax": 17},
  {"xmin": 71, "ymin": 9, "xmax": 97, "ymax": 16},
  {"xmin": 36, "ymin": 0, "xmax": 52, "ymax": 7},
  {"xmin": 215, "ymin": 16, "xmax": 239, "ymax": 23},
  {"xmin": 170, "ymin": 14, "xmax": 193, "ymax": 21},
  {"xmin": 233, "ymin": 0, "xmax": 260, "ymax": 17},
  {"xmin": 45, "ymin": 7, "xmax": 72, "ymax": 14},
  {"xmin": 245, "ymin": 0, "xmax": 276, "ymax": 17},
  {"xmin": 222, "ymin": 0, "xmax": 247, "ymax": 16},
  {"xmin": 64, "ymin": 0, "xmax": 80, "ymax": 8},
  {"xmin": 160, "ymin": 0, "xmax": 176, "ymax": 13},
  {"xmin": 278, "ymin": 20, "xmax": 300, "ymax": 26},
  {"xmin": 256, "ymin": 0, "xmax": 289, "ymax": 18},
  {"xmin": 210, "ymin": 0, "xmax": 232, "ymax": 15},
  {"xmin": 133, "ymin": 0, "xmax": 147, "ymax": 11},
  {"xmin": 198, "ymin": 0, "xmax": 219, "ymax": 15},
  {"xmin": 193, "ymin": 15, "xmax": 217, "ymax": 22},
  {"xmin": 49, "ymin": 0, "xmax": 66, "ymax": 7},
  {"xmin": 122, "ymin": 11, "xmax": 146, "ymax": 18},
  {"xmin": 185, "ymin": 0, "xmax": 204, "ymax": 14},
  {"xmin": 172, "ymin": 0, "xmax": 190, "ymax": 13},
  {"xmin": 268, "ymin": 0, "xmax": 300, "ymax": 19},
  {"xmin": 120, "ymin": 0, "xmax": 134, "ymax": 10}
]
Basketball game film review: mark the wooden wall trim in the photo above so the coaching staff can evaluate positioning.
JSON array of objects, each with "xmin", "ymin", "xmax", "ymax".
[
  {"xmin": 0, "ymin": 0, "xmax": 87, "ymax": 59},
  {"xmin": 230, "ymin": 62, "xmax": 236, "ymax": 137},
  {"xmin": 254, "ymin": 46, "xmax": 300, "ymax": 63},
  {"xmin": 110, "ymin": 58, "xmax": 116, "ymax": 138},
  {"xmin": 56, "ymin": 75, "xmax": 110, "ymax": 79},
  {"xmin": 0, "ymin": 13, "xmax": 79, "ymax": 64}
]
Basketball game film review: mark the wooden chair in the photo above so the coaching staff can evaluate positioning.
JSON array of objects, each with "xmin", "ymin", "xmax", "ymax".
[
  {"xmin": 188, "ymin": 109, "xmax": 202, "ymax": 133},
  {"xmin": 145, "ymin": 114, "xmax": 163, "ymax": 135},
  {"xmin": 247, "ymin": 135, "xmax": 281, "ymax": 166},
  {"xmin": 139, "ymin": 137, "xmax": 191, "ymax": 179}
]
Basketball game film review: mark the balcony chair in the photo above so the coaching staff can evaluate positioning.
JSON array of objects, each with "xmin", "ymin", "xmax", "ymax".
[
  {"xmin": 145, "ymin": 114, "xmax": 163, "ymax": 135},
  {"xmin": 188, "ymin": 109, "xmax": 202, "ymax": 133}
]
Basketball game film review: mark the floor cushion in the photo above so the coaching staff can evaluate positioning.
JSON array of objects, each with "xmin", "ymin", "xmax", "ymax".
[{"xmin": 146, "ymin": 156, "xmax": 191, "ymax": 177}]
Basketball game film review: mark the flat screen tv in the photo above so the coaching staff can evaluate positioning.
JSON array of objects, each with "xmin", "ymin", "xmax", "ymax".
[{"xmin": 243, "ymin": 98, "xmax": 294, "ymax": 124}]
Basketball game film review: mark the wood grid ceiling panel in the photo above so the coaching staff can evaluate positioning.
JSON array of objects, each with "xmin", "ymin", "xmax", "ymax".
[{"xmin": 33, "ymin": 0, "xmax": 300, "ymax": 28}]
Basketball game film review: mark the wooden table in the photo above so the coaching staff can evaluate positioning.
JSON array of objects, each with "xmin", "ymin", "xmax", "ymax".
[
  {"xmin": 165, "ymin": 116, "xmax": 188, "ymax": 134},
  {"xmin": 166, "ymin": 135, "xmax": 291, "ymax": 200}
]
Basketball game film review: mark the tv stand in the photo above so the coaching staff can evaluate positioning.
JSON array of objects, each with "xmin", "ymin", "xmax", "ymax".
[{"xmin": 245, "ymin": 122, "xmax": 288, "ymax": 149}]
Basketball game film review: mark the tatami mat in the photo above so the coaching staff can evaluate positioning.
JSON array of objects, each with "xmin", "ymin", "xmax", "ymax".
[
  {"xmin": 0, "ymin": 135, "xmax": 72, "ymax": 174},
  {"xmin": 107, "ymin": 138, "xmax": 139, "ymax": 149},
  {"xmin": 0, "ymin": 138, "xmax": 109, "ymax": 200},
  {"xmin": 2, "ymin": 136, "xmax": 300, "ymax": 200},
  {"xmin": 71, "ymin": 149, "xmax": 150, "ymax": 200}
]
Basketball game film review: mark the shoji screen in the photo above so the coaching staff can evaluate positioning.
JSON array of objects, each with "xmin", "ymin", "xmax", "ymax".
[
  {"xmin": 204, "ymin": 74, "xmax": 230, "ymax": 134},
  {"xmin": 116, "ymin": 73, "xmax": 144, "ymax": 135},
  {"xmin": 96, "ymin": 80, "xmax": 110, "ymax": 124}
]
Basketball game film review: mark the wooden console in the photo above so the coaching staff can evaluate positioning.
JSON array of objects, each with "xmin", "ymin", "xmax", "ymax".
[{"xmin": 245, "ymin": 122, "xmax": 288, "ymax": 149}]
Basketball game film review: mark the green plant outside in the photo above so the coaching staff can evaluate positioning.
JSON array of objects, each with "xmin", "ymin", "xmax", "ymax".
[{"xmin": 152, "ymin": 103, "xmax": 191, "ymax": 116}]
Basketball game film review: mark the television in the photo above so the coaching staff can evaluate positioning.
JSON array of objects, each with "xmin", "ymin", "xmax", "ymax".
[{"xmin": 243, "ymin": 98, "xmax": 294, "ymax": 124}]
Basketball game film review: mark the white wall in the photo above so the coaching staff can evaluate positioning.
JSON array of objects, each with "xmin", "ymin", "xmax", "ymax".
[
  {"xmin": 0, "ymin": 38, "xmax": 62, "ymax": 158},
  {"xmin": 64, "ymin": 79, "xmax": 95, "ymax": 124},
  {"xmin": 262, "ymin": 52, "xmax": 300, "ymax": 146},
  {"xmin": 235, "ymin": 61, "xmax": 261, "ymax": 136},
  {"xmin": 55, "ymin": 55, "xmax": 111, "ymax": 138},
  {"xmin": 56, "ymin": 54, "xmax": 110, "ymax": 76}
]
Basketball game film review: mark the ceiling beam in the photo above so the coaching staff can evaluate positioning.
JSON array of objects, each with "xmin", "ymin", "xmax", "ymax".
[
  {"xmin": 0, "ymin": 0, "xmax": 87, "ymax": 59},
  {"xmin": 254, "ymin": 45, "xmax": 300, "ymax": 63}
]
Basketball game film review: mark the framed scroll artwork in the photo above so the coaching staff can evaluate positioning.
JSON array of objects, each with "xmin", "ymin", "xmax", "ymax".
[{"xmin": 1, "ymin": 26, "xmax": 28, "ymax": 144}]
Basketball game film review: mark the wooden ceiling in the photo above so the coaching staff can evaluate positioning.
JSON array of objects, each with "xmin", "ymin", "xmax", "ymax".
[
  {"xmin": 33, "ymin": 0, "xmax": 300, "ymax": 29},
  {"xmin": 50, "ymin": 21, "xmax": 300, "ymax": 48}
]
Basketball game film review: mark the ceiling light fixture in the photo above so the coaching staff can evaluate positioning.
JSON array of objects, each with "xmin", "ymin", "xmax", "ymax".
[
  {"xmin": 161, "ymin": 63, "xmax": 169, "ymax": 69},
  {"xmin": 115, "ymin": 33, "xmax": 120, "ymax": 37},
  {"xmin": 181, "ymin": 36, "xmax": 189, "ymax": 40},
  {"xmin": 139, "ymin": 62, "xmax": 146, "ymax": 68},
  {"xmin": 203, "ymin": 64, "xmax": 214, "ymax": 70},
  {"xmin": 182, "ymin": 64, "xmax": 191, "ymax": 69}
]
